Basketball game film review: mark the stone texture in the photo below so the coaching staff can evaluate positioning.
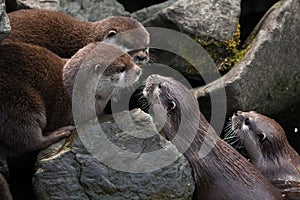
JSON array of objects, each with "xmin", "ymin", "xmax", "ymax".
[
  {"xmin": 131, "ymin": 0, "xmax": 177, "ymax": 23},
  {"xmin": 0, "ymin": 0, "xmax": 11, "ymax": 41},
  {"xmin": 193, "ymin": 0, "xmax": 300, "ymax": 117},
  {"xmin": 15, "ymin": 0, "xmax": 130, "ymax": 21},
  {"xmin": 145, "ymin": 0, "xmax": 241, "ymax": 42},
  {"xmin": 143, "ymin": 0, "xmax": 241, "ymax": 82},
  {"xmin": 33, "ymin": 109, "xmax": 194, "ymax": 200}
]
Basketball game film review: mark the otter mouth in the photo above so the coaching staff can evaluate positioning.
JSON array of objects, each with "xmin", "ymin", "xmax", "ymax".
[
  {"xmin": 224, "ymin": 111, "xmax": 269, "ymax": 152},
  {"xmin": 143, "ymin": 75, "xmax": 158, "ymax": 101},
  {"xmin": 129, "ymin": 48, "xmax": 150, "ymax": 65},
  {"xmin": 223, "ymin": 111, "xmax": 247, "ymax": 151}
]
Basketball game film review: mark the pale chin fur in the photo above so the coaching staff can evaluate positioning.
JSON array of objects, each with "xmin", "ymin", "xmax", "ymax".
[
  {"xmin": 142, "ymin": 90, "xmax": 148, "ymax": 97},
  {"xmin": 104, "ymin": 39, "xmax": 131, "ymax": 52}
]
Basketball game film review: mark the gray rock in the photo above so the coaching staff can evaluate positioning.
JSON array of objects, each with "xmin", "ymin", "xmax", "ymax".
[
  {"xmin": 193, "ymin": 0, "xmax": 300, "ymax": 117},
  {"xmin": 15, "ymin": 0, "xmax": 130, "ymax": 21},
  {"xmin": 33, "ymin": 109, "xmax": 194, "ymax": 200},
  {"xmin": 143, "ymin": 0, "xmax": 241, "ymax": 82},
  {"xmin": 131, "ymin": 0, "xmax": 177, "ymax": 23},
  {"xmin": 0, "ymin": 0, "xmax": 11, "ymax": 41},
  {"xmin": 145, "ymin": 0, "xmax": 241, "ymax": 42}
]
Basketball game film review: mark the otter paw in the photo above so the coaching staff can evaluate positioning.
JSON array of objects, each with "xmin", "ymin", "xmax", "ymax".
[{"xmin": 44, "ymin": 126, "xmax": 75, "ymax": 137}]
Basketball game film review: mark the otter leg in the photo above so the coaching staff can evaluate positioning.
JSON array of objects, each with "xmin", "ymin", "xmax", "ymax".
[
  {"xmin": 0, "ymin": 113, "xmax": 74, "ymax": 153},
  {"xmin": 0, "ymin": 173, "xmax": 13, "ymax": 200},
  {"xmin": 43, "ymin": 125, "xmax": 75, "ymax": 137}
]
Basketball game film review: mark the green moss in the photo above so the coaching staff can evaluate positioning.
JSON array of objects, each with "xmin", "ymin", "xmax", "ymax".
[{"xmin": 195, "ymin": 24, "xmax": 250, "ymax": 75}]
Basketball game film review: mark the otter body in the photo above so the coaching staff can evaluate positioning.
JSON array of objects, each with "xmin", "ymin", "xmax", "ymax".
[
  {"xmin": 143, "ymin": 75, "xmax": 282, "ymax": 200},
  {"xmin": 0, "ymin": 42, "xmax": 72, "ymax": 155},
  {"xmin": 6, "ymin": 9, "xmax": 149, "ymax": 62},
  {"xmin": 232, "ymin": 111, "xmax": 300, "ymax": 199},
  {"xmin": 0, "ymin": 41, "xmax": 141, "ymax": 155}
]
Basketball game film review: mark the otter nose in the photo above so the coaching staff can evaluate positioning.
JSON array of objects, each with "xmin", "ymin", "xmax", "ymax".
[{"xmin": 135, "ymin": 54, "xmax": 148, "ymax": 62}]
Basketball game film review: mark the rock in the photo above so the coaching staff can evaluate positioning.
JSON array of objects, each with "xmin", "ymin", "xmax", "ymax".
[
  {"xmin": 0, "ymin": 0, "xmax": 11, "ymax": 41},
  {"xmin": 33, "ymin": 109, "xmax": 194, "ymax": 200},
  {"xmin": 143, "ymin": 0, "xmax": 242, "ymax": 82},
  {"xmin": 5, "ymin": 0, "xmax": 30, "ymax": 13},
  {"xmin": 193, "ymin": 0, "xmax": 300, "ymax": 118},
  {"xmin": 145, "ymin": 0, "xmax": 241, "ymax": 42},
  {"xmin": 13, "ymin": 0, "xmax": 130, "ymax": 21},
  {"xmin": 131, "ymin": 0, "xmax": 177, "ymax": 23}
]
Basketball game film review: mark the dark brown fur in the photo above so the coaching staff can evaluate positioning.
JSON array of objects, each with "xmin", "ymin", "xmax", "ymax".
[
  {"xmin": 0, "ymin": 41, "xmax": 141, "ymax": 199},
  {"xmin": 0, "ymin": 41, "xmax": 140, "ymax": 154},
  {"xmin": 0, "ymin": 173, "xmax": 12, "ymax": 200},
  {"xmin": 232, "ymin": 111, "xmax": 300, "ymax": 199},
  {"xmin": 5, "ymin": 9, "xmax": 149, "ymax": 61},
  {"xmin": 144, "ymin": 75, "xmax": 282, "ymax": 200},
  {"xmin": 0, "ymin": 42, "xmax": 72, "ymax": 155}
]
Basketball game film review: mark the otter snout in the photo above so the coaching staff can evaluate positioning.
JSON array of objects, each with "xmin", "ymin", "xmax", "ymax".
[
  {"xmin": 232, "ymin": 111, "xmax": 245, "ymax": 131},
  {"xmin": 130, "ymin": 48, "xmax": 149, "ymax": 65}
]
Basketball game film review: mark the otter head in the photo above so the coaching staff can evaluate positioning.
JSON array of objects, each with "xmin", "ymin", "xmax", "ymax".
[
  {"xmin": 231, "ymin": 111, "xmax": 288, "ymax": 161},
  {"xmin": 93, "ymin": 43, "xmax": 142, "ymax": 94},
  {"xmin": 93, "ymin": 16, "xmax": 150, "ymax": 65},
  {"xmin": 66, "ymin": 42, "xmax": 142, "ymax": 121},
  {"xmin": 143, "ymin": 74, "xmax": 199, "ymax": 152}
]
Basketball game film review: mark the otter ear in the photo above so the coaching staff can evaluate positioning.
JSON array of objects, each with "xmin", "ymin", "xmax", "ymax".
[
  {"xmin": 106, "ymin": 30, "xmax": 117, "ymax": 38},
  {"xmin": 258, "ymin": 132, "xmax": 267, "ymax": 142},
  {"xmin": 94, "ymin": 64, "xmax": 102, "ymax": 74},
  {"xmin": 167, "ymin": 100, "xmax": 176, "ymax": 112}
]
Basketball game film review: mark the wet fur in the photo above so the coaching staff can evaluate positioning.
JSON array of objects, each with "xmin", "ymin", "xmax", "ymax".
[
  {"xmin": 231, "ymin": 111, "xmax": 300, "ymax": 199},
  {"xmin": 0, "ymin": 42, "xmax": 71, "ymax": 155},
  {"xmin": 0, "ymin": 41, "xmax": 140, "ymax": 154},
  {"xmin": 144, "ymin": 75, "xmax": 282, "ymax": 200}
]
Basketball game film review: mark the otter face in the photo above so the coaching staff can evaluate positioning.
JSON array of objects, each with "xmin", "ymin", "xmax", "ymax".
[
  {"xmin": 143, "ymin": 74, "xmax": 200, "ymax": 152},
  {"xmin": 232, "ymin": 111, "xmax": 268, "ymax": 146},
  {"xmin": 99, "ymin": 53, "xmax": 142, "ymax": 88},
  {"xmin": 143, "ymin": 74, "xmax": 178, "ymax": 113},
  {"xmin": 231, "ymin": 111, "xmax": 288, "ymax": 160},
  {"xmin": 99, "ymin": 17, "xmax": 150, "ymax": 65}
]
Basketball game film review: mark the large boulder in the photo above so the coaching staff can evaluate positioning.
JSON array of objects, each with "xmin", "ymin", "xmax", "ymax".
[
  {"xmin": 144, "ymin": 0, "xmax": 242, "ymax": 81},
  {"xmin": 33, "ymin": 109, "xmax": 194, "ymax": 200},
  {"xmin": 193, "ymin": 0, "xmax": 300, "ymax": 118},
  {"xmin": 10, "ymin": 0, "xmax": 129, "ymax": 21},
  {"xmin": 0, "ymin": 0, "xmax": 10, "ymax": 41},
  {"xmin": 145, "ymin": 0, "xmax": 241, "ymax": 42}
]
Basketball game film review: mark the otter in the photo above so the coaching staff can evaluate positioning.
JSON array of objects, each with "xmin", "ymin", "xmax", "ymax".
[
  {"xmin": 231, "ymin": 111, "xmax": 300, "ymax": 199},
  {"xmin": 143, "ymin": 74, "xmax": 282, "ymax": 200},
  {"xmin": 0, "ymin": 173, "xmax": 12, "ymax": 200},
  {"xmin": 5, "ymin": 9, "xmax": 149, "ymax": 63},
  {"xmin": 0, "ymin": 41, "xmax": 141, "ymax": 157}
]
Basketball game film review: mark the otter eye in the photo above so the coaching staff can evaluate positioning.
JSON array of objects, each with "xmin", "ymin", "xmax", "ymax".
[
  {"xmin": 167, "ymin": 100, "xmax": 176, "ymax": 112},
  {"xmin": 244, "ymin": 118, "xmax": 250, "ymax": 125},
  {"xmin": 118, "ymin": 66, "xmax": 126, "ymax": 73},
  {"xmin": 107, "ymin": 30, "xmax": 117, "ymax": 38},
  {"xmin": 158, "ymin": 83, "xmax": 163, "ymax": 89},
  {"xmin": 258, "ymin": 132, "xmax": 267, "ymax": 142}
]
